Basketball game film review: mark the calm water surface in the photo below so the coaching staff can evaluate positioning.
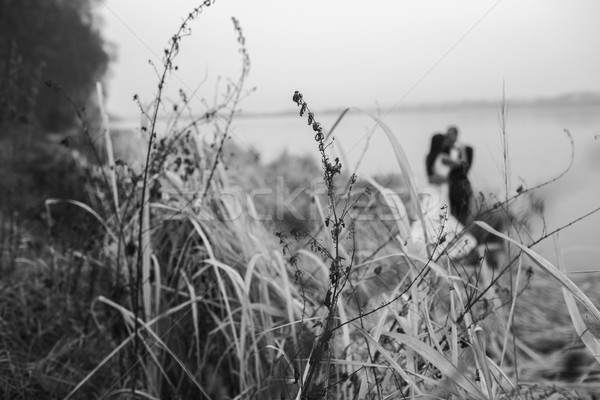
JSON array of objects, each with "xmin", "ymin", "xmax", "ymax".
[
  {"xmin": 228, "ymin": 103, "xmax": 600, "ymax": 271},
  {"xmin": 115, "ymin": 103, "xmax": 600, "ymax": 271}
]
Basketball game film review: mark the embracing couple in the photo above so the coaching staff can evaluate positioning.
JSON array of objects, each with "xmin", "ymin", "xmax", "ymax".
[{"xmin": 425, "ymin": 126, "xmax": 474, "ymax": 226}]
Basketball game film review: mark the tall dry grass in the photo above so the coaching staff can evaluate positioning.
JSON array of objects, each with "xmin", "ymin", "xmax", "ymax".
[{"xmin": 2, "ymin": 3, "xmax": 600, "ymax": 400}]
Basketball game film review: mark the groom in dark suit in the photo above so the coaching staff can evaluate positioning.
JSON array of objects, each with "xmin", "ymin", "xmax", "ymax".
[{"xmin": 425, "ymin": 126, "xmax": 474, "ymax": 226}]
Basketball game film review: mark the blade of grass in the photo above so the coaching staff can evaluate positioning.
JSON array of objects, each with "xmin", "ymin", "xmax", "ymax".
[
  {"xmin": 365, "ymin": 176, "xmax": 411, "ymax": 242},
  {"xmin": 380, "ymin": 331, "xmax": 485, "ymax": 398},
  {"xmin": 63, "ymin": 338, "xmax": 133, "ymax": 400},
  {"xmin": 203, "ymin": 258, "xmax": 246, "ymax": 390},
  {"xmin": 363, "ymin": 115, "xmax": 429, "ymax": 252},
  {"xmin": 273, "ymin": 251, "xmax": 298, "ymax": 345},
  {"xmin": 142, "ymin": 187, "xmax": 152, "ymax": 319},
  {"xmin": 181, "ymin": 270, "xmax": 201, "ymax": 368},
  {"xmin": 474, "ymin": 221, "xmax": 600, "ymax": 328},
  {"xmin": 500, "ymin": 256, "xmax": 523, "ymax": 369},
  {"xmin": 98, "ymin": 296, "xmax": 214, "ymax": 399},
  {"xmin": 104, "ymin": 389, "xmax": 160, "ymax": 400},
  {"xmin": 470, "ymin": 325, "xmax": 494, "ymax": 400},
  {"xmin": 96, "ymin": 81, "xmax": 120, "ymax": 215},
  {"xmin": 554, "ymin": 235, "xmax": 600, "ymax": 362},
  {"xmin": 45, "ymin": 198, "xmax": 116, "ymax": 242},
  {"xmin": 151, "ymin": 254, "xmax": 161, "ymax": 318},
  {"xmin": 358, "ymin": 328, "xmax": 421, "ymax": 395}
]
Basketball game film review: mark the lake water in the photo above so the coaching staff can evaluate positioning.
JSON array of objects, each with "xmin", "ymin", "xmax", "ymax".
[
  {"xmin": 227, "ymin": 103, "xmax": 600, "ymax": 271},
  {"xmin": 115, "ymin": 102, "xmax": 600, "ymax": 271}
]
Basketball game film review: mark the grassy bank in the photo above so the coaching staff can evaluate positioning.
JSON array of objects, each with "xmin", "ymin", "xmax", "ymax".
[{"xmin": 2, "ymin": 4, "xmax": 600, "ymax": 400}]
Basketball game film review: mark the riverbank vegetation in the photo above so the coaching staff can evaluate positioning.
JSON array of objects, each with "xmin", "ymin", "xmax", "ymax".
[{"xmin": 1, "ymin": 2, "xmax": 600, "ymax": 399}]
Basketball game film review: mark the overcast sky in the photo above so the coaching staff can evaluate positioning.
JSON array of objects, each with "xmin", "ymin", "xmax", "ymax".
[{"xmin": 99, "ymin": 0, "xmax": 600, "ymax": 117}]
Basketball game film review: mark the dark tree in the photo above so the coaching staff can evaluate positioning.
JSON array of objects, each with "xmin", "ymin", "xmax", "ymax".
[{"xmin": 0, "ymin": 0, "xmax": 110, "ymax": 132}]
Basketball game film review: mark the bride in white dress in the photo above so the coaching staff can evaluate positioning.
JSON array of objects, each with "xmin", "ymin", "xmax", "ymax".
[{"xmin": 410, "ymin": 132, "xmax": 476, "ymax": 260}]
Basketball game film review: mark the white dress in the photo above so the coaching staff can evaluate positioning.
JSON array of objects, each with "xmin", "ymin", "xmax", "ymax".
[{"xmin": 407, "ymin": 153, "xmax": 476, "ymax": 260}]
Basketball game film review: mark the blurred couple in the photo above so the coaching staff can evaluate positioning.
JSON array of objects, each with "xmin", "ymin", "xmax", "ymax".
[
  {"xmin": 411, "ymin": 125, "xmax": 508, "ymax": 271},
  {"xmin": 407, "ymin": 125, "xmax": 476, "ymax": 260},
  {"xmin": 425, "ymin": 125, "xmax": 474, "ymax": 226}
]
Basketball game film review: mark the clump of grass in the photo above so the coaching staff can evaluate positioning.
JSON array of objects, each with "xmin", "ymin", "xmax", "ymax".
[
  {"xmin": 45, "ymin": 5, "xmax": 313, "ymax": 399},
  {"xmin": 273, "ymin": 91, "xmax": 600, "ymax": 399},
  {"xmin": 290, "ymin": 91, "xmax": 371, "ymax": 398}
]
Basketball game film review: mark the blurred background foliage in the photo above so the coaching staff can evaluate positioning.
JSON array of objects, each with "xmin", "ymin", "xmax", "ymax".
[
  {"xmin": 0, "ymin": 0, "xmax": 110, "ymax": 245},
  {"xmin": 0, "ymin": 0, "xmax": 110, "ymax": 132}
]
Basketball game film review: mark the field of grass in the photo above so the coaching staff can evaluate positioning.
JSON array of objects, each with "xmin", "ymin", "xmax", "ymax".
[{"xmin": 2, "ymin": 4, "xmax": 600, "ymax": 400}]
